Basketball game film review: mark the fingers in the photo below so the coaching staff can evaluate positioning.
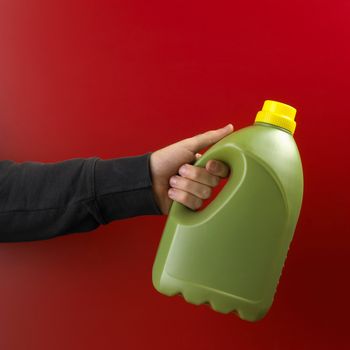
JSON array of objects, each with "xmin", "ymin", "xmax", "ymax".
[
  {"xmin": 167, "ymin": 159, "xmax": 230, "ymax": 211},
  {"xmin": 178, "ymin": 164, "xmax": 220, "ymax": 187},
  {"xmin": 169, "ymin": 175, "xmax": 212, "ymax": 200},
  {"xmin": 185, "ymin": 124, "xmax": 234, "ymax": 153},
  {"xmin": 168, "ymin": 187, "xmax": 203, "ymax": 211}
]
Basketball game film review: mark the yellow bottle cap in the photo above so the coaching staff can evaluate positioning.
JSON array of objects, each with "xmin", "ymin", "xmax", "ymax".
[{"xmin": 255, "ymin": 100, "xmax": 297, "ymax": 134}]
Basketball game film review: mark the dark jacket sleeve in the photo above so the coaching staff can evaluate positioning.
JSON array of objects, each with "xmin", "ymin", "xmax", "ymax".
[{"xmin": 0, "ymin": 152, "xmax": 162, "ymax": 242}]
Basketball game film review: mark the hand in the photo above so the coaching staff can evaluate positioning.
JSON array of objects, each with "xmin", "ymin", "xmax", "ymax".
[{"xmin": 150, "ymin": 124, "xmax": 233, "ymax": 214}]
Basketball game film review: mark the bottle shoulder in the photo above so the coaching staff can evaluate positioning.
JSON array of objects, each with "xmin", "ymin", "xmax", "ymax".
[
  {"xmin": 222, "ymin": 125, "xmax": 302, "ymax": 173},
  {"xmin": 217, "ymin": 124, "xmax": 303, "ymax": 208}
]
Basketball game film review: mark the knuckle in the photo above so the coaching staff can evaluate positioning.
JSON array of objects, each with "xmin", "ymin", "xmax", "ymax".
[
  {"xmin": 191, "ymin": 166, "xmax": 200, "ymax": 178},
  {"xmin": 182, "ymin": 178, "xmax": 192, "ymax": 192},
  {"xmin": 181, "ymin": 191, "xmax": 191, "ymax": 202},
  {"xmin": 183, "ymin": 165, "xmax": 196, "ymax": 179},
  {"xmin": 205, "ymin": 131, "xmax": 215, "ymax": 144},
  {"xmin": 190, "ymin": 136, "xmax": 200, "ymax": 149}
]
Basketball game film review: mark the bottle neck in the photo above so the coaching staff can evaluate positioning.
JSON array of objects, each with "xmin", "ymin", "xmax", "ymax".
[{"xmin": 254, "ymin": 121, "xmax": 293, "ymax": 135}]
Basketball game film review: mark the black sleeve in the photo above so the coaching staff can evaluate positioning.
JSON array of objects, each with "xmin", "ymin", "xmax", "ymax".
[{"xmin": 0, "ymin": 152, "xmax": 162, "ymax": 242}]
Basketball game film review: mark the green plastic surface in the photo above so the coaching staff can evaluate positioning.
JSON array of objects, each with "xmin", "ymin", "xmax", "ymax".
[{"xmin": 152, "ymin": 122, "xmax": 304, "ymax": 322}]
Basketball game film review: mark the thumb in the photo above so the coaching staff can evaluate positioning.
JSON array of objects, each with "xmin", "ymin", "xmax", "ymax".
[{"xmin": 186, "ymin": 123, "xmax": 234, "ymax": 153}]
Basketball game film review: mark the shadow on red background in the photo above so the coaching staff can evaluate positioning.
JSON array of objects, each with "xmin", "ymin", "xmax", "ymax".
[{"xmin": 0, "ymin": 1, "xmax": 349, "ymax": 349}]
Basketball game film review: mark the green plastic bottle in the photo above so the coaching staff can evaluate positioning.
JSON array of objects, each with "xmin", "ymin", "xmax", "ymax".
[{"xmin": 152, "ymin": 100, "xmax": 304, "ymax": 322}]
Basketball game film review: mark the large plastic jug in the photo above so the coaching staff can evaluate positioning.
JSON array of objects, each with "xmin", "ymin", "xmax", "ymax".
[{"xmin": 152, "ymin": 100, "xmax": 304, "ymax": 322}]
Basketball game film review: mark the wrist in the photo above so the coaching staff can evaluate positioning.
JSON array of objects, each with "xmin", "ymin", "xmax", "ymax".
[{"xmin": 149, "ymin": 152, "xmax": 168, "ymax": 215}]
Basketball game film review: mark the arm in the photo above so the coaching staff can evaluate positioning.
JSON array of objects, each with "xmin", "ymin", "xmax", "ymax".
[
  {"xmin": 0, "ymin": 123, "xmax": 233, "ymax": 242},
  {"xmin": 0, "ymin": 153, "xmax": 161, "ymax": 242}
]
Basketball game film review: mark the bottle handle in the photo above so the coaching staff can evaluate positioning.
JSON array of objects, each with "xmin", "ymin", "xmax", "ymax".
[{"xmin": 169, "ymin": 142, "xmax": 247, "ymax": 226}]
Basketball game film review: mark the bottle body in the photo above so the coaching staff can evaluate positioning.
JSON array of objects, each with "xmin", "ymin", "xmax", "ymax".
[{"xmin": 152, "ymin": 123, "xmax": 303, "ymax": 322}]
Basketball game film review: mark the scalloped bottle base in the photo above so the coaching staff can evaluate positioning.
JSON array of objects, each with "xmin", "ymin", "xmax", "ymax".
[{"xmin": 153, "ymin": 273, "xmax": 270, "ymax": 322}]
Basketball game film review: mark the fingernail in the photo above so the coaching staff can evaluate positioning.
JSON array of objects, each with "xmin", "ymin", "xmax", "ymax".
[
  {"xmin": 179, "ymin": 165, "xmax": 187, "ymax": 175},
  {"xmin": 168, "ymin": 189, "xmax": 175, "ymax": 199},
  {"xmin": 226, "ymin": 123, "xmax": 233, "ymax": 130}
]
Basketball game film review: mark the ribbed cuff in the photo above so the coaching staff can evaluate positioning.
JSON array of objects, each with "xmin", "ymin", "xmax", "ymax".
[{"xmin": 93, "ymin": 152, "xmax": 162, "ymax": 223}]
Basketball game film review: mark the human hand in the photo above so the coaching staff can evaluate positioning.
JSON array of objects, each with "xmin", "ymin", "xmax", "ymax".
[{"xmin": 149, "ymin": 124, "xmax": 233, "ymax": 214}]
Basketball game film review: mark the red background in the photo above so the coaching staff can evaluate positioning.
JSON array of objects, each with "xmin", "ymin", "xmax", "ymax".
[{"xmin": 0, "ymin": 1, "xmax": 349, "ymax": 349}]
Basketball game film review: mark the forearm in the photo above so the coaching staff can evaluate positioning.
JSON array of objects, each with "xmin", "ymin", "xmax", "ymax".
[{"xmin": 0, "ymin": 153, "xmax": 162, "ymax": 242}]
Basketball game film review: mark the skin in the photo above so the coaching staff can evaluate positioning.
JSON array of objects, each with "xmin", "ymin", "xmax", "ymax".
[{"xmin": 150, "ymin": 124, "xmax": 233, "ymax": 214}]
